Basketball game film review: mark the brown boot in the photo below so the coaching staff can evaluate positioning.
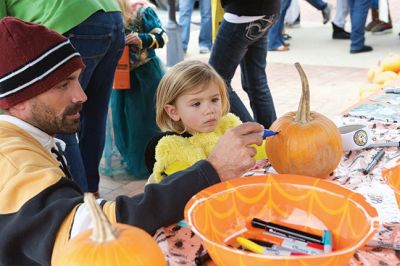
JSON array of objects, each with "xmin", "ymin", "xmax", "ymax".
[
  {"xmin": 371, "ymin": 11, "xmax": 392, "ymax": 35},
  {"xmin": 365, "ymin": 7, "xmax": 379, "ymax": 31}
]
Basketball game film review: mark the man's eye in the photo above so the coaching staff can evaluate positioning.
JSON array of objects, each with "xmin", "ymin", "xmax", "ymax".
[{"xmin": 58, "ymin": 82, "xmax": 68, "ymax": 89}]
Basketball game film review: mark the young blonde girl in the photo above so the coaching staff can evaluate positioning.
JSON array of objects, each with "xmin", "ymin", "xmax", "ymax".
[{"xmin": 145, "ymin": 60, "xmax": 266, "ymax": 183}]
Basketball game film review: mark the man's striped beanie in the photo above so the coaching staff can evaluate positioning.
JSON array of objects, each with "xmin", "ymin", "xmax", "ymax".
[{"xmin": 0, "ymin": 17, "xmax": 84, "ymax": 109}]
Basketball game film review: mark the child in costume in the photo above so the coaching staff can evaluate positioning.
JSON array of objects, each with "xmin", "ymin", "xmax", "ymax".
[
  {"xmin": 110, "ymin": 0, "xmax": 167, "ymax": 178},
  {"xmin": 145, "ymin": 60, "xmax": 266, "ymax": 183}
]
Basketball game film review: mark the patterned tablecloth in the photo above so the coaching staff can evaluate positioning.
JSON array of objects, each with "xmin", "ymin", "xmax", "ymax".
[{"xmin": 153, "ymin": 88, "xmax": 400, "ymax": 266}]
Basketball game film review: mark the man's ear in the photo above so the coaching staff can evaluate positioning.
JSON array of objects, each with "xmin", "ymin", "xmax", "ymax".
[
  {"xmin": 164, "ymin": 104, "xmax": 180, "ymax": 121},
  {"xmin": 8, "ymin": 100, "xmax": 29, "ymax": 117}
]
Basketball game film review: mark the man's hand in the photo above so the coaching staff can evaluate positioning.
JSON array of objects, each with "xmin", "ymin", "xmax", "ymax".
[{"xmin": 207, "ymin": 122, "xmax": 264, "ymax": 182}]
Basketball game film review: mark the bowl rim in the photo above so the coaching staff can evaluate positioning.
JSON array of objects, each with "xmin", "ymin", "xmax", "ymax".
[
  {"xmin": 384, "ymin": 160, "xmax": 400, "ymax": 193},
  {"xmin": 185, "ymin": 174, "xmax": 380, "ymax": 260}
]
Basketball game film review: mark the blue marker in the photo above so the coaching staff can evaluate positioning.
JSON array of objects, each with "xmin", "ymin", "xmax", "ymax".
[
  {"xmin": 322, "ymin": 230, "xmax": 332, "ymax": 253},
  {"xmin": 262, "ymin": 129, "xmax": 279, "ymax": 138}
]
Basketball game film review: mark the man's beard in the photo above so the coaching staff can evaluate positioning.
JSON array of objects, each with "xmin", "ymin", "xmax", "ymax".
[{"xmin": 29, "ymin": 101, "xmax": 83, "ymax": 135}]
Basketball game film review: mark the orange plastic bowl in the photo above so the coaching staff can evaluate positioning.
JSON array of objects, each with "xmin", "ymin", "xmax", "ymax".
[
  {"xmin": 184, "ymin": 174, "xmax": 379, "ymax": 266},
  {"xmin": 383, "ymin": 159, "xmax": 400, "ymax": 206}
]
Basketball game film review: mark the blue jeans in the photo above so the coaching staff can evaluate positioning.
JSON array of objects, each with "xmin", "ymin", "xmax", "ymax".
[
  {"xmin": 58, "ymin": 11, "xmax": 125, "ymax": 192},
  {"xmin": 209, "ymin": 16, "xmax": 277, "ymax": 128},
  {"xmin": 268, "ymin": 0, "xmax": 292, "ymax": 50},
  {"xmin": 179, "ymin": 0, "xmax": 212, "ymax": 51},
  {"xmin": 348, "ymin": 0, "xmax": 371, "ymax": 51},
  {"xmin": 305, "ymin": 0, "xmax": 327, "ymax": 11}
]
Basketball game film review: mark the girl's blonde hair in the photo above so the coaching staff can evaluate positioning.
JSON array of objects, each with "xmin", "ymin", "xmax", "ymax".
[
  {"xmin": 116, "ymin": 0, "xmax": 153, "ymax": 27},
  {"xmin": 156, "ymin": 60, "xmax": 230, "ymax": 133},
  {"xmin": 116, "ymin": 0, "xmax": 135, "ymax": 27}
]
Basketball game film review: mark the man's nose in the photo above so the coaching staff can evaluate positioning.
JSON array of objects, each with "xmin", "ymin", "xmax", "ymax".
[{"xmin": 71, "ymin": 81, "xmax": 87, "ymax": 103}]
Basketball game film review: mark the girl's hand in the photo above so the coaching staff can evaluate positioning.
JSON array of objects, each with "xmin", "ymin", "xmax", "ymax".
[{"xmin": 125, "ymin": 32, "xmax": 141, "ymax": 45}]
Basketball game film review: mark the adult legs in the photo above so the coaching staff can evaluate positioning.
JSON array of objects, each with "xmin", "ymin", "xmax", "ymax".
[
  {"xmin": 305, "ymin": 0, "xmax": 327, "ymax": 11},
  {"xmin": 209, "ymin": 20, "xmax": 254, "ymax": 122},
  {"xmin": 59, "ymin": 11, "xmax": 125, "ymax": 192},
  {"xmin": 348, "ymin": 0, "xmax": 371, "ymax": 52},
  {"xmin": 268, "ymin": 0, "xmax": 292, "ymax": 50},
  {"xmin": 333, "ymin": 0, "xmax": 350, "ymax": 28},
  {"xmin": 198, "ymin": 0, "xmax": 212, "ymax": 50},
  {"xmin": 332, "ymin": 0, "xmax": 350, "ymax": 39},
  {"xmin": 242, "ymin": 29, "xmax": 276, "ymax": 128},
  {"xmin": 179, "ymin": 0, "xmax": 195, "ymax": 52}
]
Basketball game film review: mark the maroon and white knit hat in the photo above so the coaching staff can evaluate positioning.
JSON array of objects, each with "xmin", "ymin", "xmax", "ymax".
[{"xmin": 0, "ymin": 17, "xmax": 85, "ymax": 109}]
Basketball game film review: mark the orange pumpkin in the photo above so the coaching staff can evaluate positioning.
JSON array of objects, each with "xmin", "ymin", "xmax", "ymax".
[
  {"xmin": 265, "ymin": 63, "xmax": 343, "ymax": 178},
  {"xmin": 53, "ymin": 193, "xmax": 166, "ymax": 266}
]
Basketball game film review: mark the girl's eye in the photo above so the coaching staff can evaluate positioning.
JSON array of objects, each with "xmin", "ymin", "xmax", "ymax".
[
  {"xmin": 212, "ymin": 97, "xmax": 220, "ymax": 103},
  {"xmin": 191, "ymin": 102, "xmax": 200, "ymax": 107}
]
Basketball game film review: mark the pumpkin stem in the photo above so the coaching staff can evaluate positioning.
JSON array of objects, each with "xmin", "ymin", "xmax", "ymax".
[
  {"xmin": 294, "ymin": 62, "xmax": 311, "ymax": 124},
  {"xmin": 84, "ymin": 193, "xmax": 118, "ymax": 242}
]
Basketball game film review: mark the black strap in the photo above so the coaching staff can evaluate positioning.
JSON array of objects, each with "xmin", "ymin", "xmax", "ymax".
[
  {"xmin": 144, "ymin": 131, "xmax": 192, "ymax": 173},
  {"xmin": 51, "ymin": 142, "xmax": 72, "ymax": 180}
]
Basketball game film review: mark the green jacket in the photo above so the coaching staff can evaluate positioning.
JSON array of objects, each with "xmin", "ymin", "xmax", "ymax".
[{"xmin": 0, "ymin": 0, "xmax": 120, "ymax": 34}]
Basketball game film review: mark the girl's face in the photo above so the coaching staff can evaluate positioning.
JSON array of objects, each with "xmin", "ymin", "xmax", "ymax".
[{"xmin": 165, "ymin": 82, "xmax": 223, "ymax": 134}]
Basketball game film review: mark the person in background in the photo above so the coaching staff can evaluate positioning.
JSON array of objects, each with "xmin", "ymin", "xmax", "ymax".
[
  {"xmin": 145, "ymin": 60, "xmax": 266, "ymax": 183},
  {"xmin": 209, "ymin": 0, "xmax": 279, "ymax": 129},
  {"xmin": 179, "ymin": 0, "xmax": 212, "ymax": 54},
  {"xmin": 348, "ymin": 0, "xmax": 372, "ymax": 53},
  {"xmin": 331, "ymin": 0, "xmax": 351, "ymax": 39},
  {"xmin": 365, "ymin": 0, "xmax": 392, "ymax": 35},
  {"xmin": 0, "ymin": 0, "xmax": 125, "ymax": 193},
  {"xmin": 268, "ymin": 0, "xmax": 292, "ymax": 51},
  {"xmin": 110, "ymin": 0, "xmax": 167, "ymax": 179},
  {"xmin": 269, "ymin": 0, "xmax": 332, "ymax": 51},
  {"xmin": 0, "ymin": 17, "xmax": 264, "ymax": 265}
]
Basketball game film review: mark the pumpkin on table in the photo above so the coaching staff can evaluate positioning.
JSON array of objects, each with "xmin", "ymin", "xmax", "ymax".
[
  {"xmin": 53, "ymin": 193, "xmax": 166, "ymax": 266},
  {"xmin": 265, "ymin": 63, "xmax": 343, "ymax": 178}
]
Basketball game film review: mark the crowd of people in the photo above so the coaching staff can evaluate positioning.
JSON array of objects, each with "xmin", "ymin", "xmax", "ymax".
[{"xmin": 0, "ymin": 0, "xmax": 398, "ymax": 264}]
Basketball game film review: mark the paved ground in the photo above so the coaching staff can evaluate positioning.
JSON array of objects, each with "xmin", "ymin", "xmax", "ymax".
[{"xmin": 99, "ymin": 0, "xmax": 400, "ymax": 200}]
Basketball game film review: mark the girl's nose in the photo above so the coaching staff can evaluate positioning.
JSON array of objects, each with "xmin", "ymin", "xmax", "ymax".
[{"xmin": 204, "ymin": 103, "xmax": 214, "ymax": 114}]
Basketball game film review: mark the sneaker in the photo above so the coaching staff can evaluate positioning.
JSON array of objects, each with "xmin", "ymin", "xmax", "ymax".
[
  {"xmin": 371, "ymin": 21, "xmax": 393, "ymax": 35},
  {"xmin": 332, "ymin": 22, "xmax": 350, "ymax": 40},
  {"xmin": 322, "ymin": 4, "xmax": 332, "ymax": 24},
  {"xmin": 282, "ymin": 33, "xmax": 292, "ymax": 40},
  {"xmin": 199, "ymin": 46, "xmax": 211, "ymax": 54},
  {"xmin": 350, "ymin": 45, "xmax": 373, "ymax": 54},
  {"xmin": 286, "ymin": 15, "xmax": 301, "ymax": 28}
]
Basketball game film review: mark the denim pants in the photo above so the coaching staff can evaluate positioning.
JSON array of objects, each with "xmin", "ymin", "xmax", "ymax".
[
  {"xmin": 305, "ymin": 0, "xmax": 327, "ymax": 11},
  {"xmin": 58, "ymin": 11, "xmax": 125, "ymax": 192},
  {"xmin": 348, "ymin": 0, "xmax": 371, "ymax": 51},
  {"xmin": 209, "ymin": 16, "xmax": 277, "ymax": 128},
  {"xmin": 268, "ymin": 0, "xmax": 292, "ymax": 50},
  {"xmin": 179, "ymin": 0, "xmax": 212, "ymax": 51}
]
